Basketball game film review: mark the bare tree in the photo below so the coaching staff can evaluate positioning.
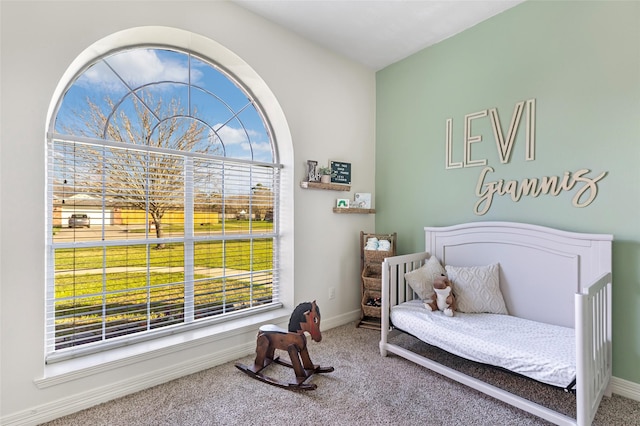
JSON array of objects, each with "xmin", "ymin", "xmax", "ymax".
[{"xmin": 70, "ymin": 93, "xmax": 211, "ymax": 248}]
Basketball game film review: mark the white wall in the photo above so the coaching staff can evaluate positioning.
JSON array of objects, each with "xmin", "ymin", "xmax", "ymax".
[{"xmin": 0, "ymin": 2, "xmax": 376, "ymax": 424}]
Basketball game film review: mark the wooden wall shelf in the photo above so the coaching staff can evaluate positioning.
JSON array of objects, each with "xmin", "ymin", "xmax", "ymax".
[
  {"xmin": 333, "ymin": 208, "xmax": 376, "ymax": 214},
  {"xmin": 300, "ymin": 181, "xmax": 351, "ymax": 191}
]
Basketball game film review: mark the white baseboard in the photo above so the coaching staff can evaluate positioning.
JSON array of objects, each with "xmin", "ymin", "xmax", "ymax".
[
  {"xmin": 322, "ymin": 308, "xmax": 362, "ymax": 330},
  {"xmin": 612, "ymin": 376, "xmax": 640, "ymax": 402}
]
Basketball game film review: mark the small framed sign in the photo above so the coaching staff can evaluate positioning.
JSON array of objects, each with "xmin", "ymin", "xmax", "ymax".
[
  {"xmin": 330, "ymin": 161, "xmax": 351, "ymax": 184},
  {"xmin": 306, "ymin": 160, "xmax": 319, "ymax": 182},
  {"xmin": 336, "ymin": 198, "xmax": 350, "ymax": 208},
  {"xmin": 354, "ymin": 193, "xmax": 371, "ymax": 209}
]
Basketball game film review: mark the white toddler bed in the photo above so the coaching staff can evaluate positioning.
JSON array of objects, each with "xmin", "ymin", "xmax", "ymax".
[{"xmin": 379, "ymin": 221, "xmax": 613, "ymax": 426}]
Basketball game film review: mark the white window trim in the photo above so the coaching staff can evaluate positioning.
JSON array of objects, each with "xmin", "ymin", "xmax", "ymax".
[{"xmin": 42, "ymin": 26, "xmax": 294, "ymax": 374}]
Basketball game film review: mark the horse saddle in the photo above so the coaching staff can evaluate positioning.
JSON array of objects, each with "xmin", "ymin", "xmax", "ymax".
[{"xmin": 259, "ymin": 324, "xmax": 288, "ymax": 334}]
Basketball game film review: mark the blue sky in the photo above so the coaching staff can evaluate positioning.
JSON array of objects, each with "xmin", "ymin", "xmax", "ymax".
[{"xmin": 54, "ymin": 48, "xmax": 273, "ymax": 163}]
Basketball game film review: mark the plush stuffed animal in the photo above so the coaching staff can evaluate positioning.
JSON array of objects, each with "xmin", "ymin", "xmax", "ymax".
[{"xmin": 424, "ymin": 274, "xmax": 456, "ymax": 317}]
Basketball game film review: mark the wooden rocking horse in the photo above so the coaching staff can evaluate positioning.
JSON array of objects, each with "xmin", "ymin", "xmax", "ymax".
[{"xmin": 235, "ymin": 300, "xmax": 334, "ymax": 391}]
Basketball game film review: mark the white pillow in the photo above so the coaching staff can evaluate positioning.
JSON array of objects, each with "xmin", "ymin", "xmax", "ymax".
[
  {"xmin": 404, "ymin": 255, "xmax": 445, "ymax": 300},
  {"xmin": 445, "ymin": 263, "xmax": 508, "ymax": 314}
]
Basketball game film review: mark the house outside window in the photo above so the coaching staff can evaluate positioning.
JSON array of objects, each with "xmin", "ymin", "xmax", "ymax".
[{"xmin": 46, "ymin": 46, "xmax": 282, "ymax": 362}]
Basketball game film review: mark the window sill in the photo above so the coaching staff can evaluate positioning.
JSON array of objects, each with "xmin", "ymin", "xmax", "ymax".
[{"xmin": 35, "ymin": 307, "xmax": 288, "ymax": 389}]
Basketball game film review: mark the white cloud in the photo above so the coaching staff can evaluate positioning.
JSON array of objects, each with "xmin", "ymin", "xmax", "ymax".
[
  {"xmin": 249, "ymin": 141, "xmax": 272, "ymax": 152},
  {"xmin": 77, "ymin": 49, "xmax": 202, "ymax": 91},
  {"xmin": 209, "ymin": 125, "xmax": 272, "ymax": 161},
  {"xmin": 218, "ymin": 126, "xmax": 269, "ymax": 145},
  {"xmin": 214, "ymin": 124, "xmax": 249, "ymax": 145}
]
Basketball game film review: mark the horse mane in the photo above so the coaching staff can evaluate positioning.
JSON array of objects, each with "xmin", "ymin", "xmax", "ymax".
[{"xmin": 288, "ymin": 301, "xmax": 320, "ymax": 332}]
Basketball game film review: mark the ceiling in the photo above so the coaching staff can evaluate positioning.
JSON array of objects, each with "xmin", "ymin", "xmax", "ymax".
[{"xmin": 233, "ymin": 0, "xmax": 525, "ymax": 70}]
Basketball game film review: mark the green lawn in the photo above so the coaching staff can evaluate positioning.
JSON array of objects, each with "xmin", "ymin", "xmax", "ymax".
[
  {"xmin": 55, "ymin": 271, "xmax": 271, "ymax": 309},
  {"xmin": 55, "ymin": 239, "xmax": 273, "ymax": 271},
  {"xmin": 127, "ymin": 220, "xmax": 273, "ymax": 233},
  {"xmin": 54, "ymin": 270, "xmax": 273, "ymax": 345},
  {"xmin": 53, "ymin": 236, "xmax": 274, "ymax": 344}
]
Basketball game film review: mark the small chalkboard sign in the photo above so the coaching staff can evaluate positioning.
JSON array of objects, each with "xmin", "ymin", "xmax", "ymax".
[{"xmin": 330, "ymin": 161, "xmax": 351, "ymax": 185}]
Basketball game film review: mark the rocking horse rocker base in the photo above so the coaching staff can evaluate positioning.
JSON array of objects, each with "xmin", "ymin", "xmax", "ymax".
[
  {"xmin": 234, "ymin": 354, "xmax": 334, "ymax": 391},
  {"xmin": 235, "ymin": 301, "xmax": 334, "ymax": 391}
]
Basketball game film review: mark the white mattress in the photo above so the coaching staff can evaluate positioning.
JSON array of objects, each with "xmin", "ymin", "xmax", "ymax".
[{"xmin": 390, "ymin": 300, "xmax": 576, "ymax": 388}]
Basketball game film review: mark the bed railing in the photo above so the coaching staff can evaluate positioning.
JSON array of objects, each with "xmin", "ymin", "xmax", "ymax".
[
  {"xmin": 575, "ymin": 272, "xmax": 613, "ymax": 426},
  {"xmin": 380, "ymin": 252, "xmax": 429, "ymax": 354}
]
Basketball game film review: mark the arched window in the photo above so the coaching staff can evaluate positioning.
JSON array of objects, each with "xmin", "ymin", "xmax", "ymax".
[{"xmin": 46, "ymin": 41, "xmax": 285, "ymax": 361}]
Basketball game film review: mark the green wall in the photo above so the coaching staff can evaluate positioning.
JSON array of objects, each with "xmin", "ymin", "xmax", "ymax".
[{"xmin": 376, "ymin": 1, "xmax": 640, "ymax": 384}]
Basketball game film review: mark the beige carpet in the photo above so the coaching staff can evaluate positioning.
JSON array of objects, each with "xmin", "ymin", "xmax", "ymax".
[{"xmin": 43, "ymin": 323, "xmax": 640, "ymax": 425}]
